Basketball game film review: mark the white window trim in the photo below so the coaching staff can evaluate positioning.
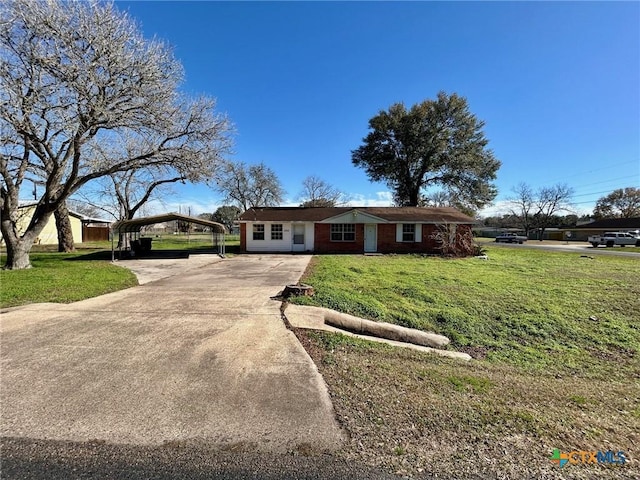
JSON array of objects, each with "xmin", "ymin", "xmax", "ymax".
[
  {"xmin": 330, "ymin": 223, "xmax": 356, "ymax": 242},
  {"xmin": 252, "ymin": 224, "xmax": 265, "ymax": 241},
  {"xmin": 396, "ymin": 223, "xmax": 422, "ymax": 242}
]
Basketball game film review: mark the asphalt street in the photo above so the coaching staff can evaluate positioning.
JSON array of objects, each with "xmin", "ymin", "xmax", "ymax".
[{"xmin": 1, "ymin": 437, "xmax": 401, "ymax": 480}]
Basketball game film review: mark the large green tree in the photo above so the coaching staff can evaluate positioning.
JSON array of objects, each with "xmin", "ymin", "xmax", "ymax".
[
  {"xmin": 352, "ymin": 92, "xmax": 500, "ymax": 209},
  {"xmin": 212, "ymin": 205, "xmax": 242, "ymax": 231},
  {"xmin": 593, "ymin": 187, "xmax": 640, "ymax": 219}
]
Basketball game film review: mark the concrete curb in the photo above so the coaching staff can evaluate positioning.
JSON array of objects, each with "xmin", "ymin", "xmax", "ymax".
[
  {"xmin": 284, "ymin": 304, "xmax": 471, "ymax": 361},
  {"xmin": 324, "ymin": 310, "xmax": 450, "ymax": 348}
]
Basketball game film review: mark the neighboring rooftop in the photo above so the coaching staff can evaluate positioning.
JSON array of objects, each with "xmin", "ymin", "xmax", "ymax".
[{"xmin": 573, "ymin": 217, "xmax": 640, "ymax": 230}]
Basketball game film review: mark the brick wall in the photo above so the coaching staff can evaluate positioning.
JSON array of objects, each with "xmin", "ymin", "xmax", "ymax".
[
  {"xmin": 314, "ymin": 224, "xmax": 365, "ymax": 253},
  {"xmin": 314, "ymin": 223, "xmax": 450, "ymax": 254}
]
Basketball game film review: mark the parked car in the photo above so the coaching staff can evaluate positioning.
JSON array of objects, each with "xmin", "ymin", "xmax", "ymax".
[
  {"xmin": 495, "ymin": 233, "xmax": 528, "ymax": 244},
  {"xmin": 588, "ymin": 232, "xmax": 640, "ymax": 248}
]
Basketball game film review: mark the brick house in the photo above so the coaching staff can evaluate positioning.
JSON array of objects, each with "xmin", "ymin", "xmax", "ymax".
[{"xmin": 237, "ymin": 206, "xmax": 476, "ymax": 254}]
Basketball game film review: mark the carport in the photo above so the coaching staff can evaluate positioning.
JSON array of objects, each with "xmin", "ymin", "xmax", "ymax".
[{"xmin": 110, "ymin": 213, "xmax": 227, "ymax": 260}]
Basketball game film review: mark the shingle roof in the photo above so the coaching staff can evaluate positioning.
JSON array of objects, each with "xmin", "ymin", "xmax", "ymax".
[
  {"xmin": 238, "ymin": 206, "xmax": 476, "ymax": 224},
  {"xmin": 574, "ymin": 217, "xmax": 640, "ymax": 230}
]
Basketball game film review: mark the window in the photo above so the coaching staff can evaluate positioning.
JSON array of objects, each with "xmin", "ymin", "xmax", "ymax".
[
  {"xmin": 331, "ymin": 224, "xmax": 355, "ymax": 242},
  {"xmin": 271, "ymin": 224, "xmax": 283, "ymax": 240},
  {"xmin": 402, "ymin": 224, "xmax": 416, "ymax": 242},
  {"xmin": 252, "ymin": 224, "xmax": 265, "ymax": 240}
]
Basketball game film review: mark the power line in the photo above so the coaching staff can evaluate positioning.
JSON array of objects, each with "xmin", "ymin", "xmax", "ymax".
[
  {"xmin": 570, "ymin": 175, "xmax": 638, "ymax": 190},
  {"xmin": 570, "ymin": 189, "xmax": 629, "ymax": 199},
  {"xmin": 545, "ymin": 160, "xmax": 639, "ymax": 184}
]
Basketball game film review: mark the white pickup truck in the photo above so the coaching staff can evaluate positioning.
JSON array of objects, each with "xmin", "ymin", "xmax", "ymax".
[{"xmin": 588, "ymin": 232, "xmax": 640, "ymax": 248}]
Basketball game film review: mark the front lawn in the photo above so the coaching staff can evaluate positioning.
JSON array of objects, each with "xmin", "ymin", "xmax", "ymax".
[
  {"xmin": 0, "ymin": 251, "xmax": 138, "ymax": 308},
  {"xmin": 293, "ymin": 247, "xmax": 639, "ymax": 478},
  {"xmin": 294, "ymin": 248, "xmax": 639, "ymax": 378}
]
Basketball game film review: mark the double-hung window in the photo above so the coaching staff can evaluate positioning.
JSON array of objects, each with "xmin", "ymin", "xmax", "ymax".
[
  {"xmin": 330, "ymin": 224, "xmax": 355, "ymax": 242},
  {"xmin": 402, "ymin": 224, "xmax": 416, "ymax": 242},
  {"xmin": 253, "ymin": 224, "xmax": 265, "ymax": 240}
]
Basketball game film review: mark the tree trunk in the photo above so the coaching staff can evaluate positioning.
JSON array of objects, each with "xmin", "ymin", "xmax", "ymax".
[
  {"xmin": 54, "ymin": 202, "xmax": 76, "ymax": 252},
  {"xmin": 3, "ymin": 240, "xmax": 33, "ymax": 269},
  {"xmin": 1, "ymin": 216, "xmax": 39, "ymax": 270}
]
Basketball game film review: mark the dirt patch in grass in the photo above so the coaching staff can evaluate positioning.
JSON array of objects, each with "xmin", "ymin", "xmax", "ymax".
[{"xmin": 295, "ymin": 329, "xmax": 639, "ymax": 479}]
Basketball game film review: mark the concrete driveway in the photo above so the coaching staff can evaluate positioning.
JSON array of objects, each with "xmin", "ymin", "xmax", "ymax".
[{"xmin": 0, "ymin": 255, "xmax": 344, "ymax": 452}]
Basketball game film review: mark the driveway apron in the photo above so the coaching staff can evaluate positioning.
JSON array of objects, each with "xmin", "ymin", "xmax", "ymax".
[{"xmin": 0, "ymin": 255, "xmax": 344, "ymax": 452}]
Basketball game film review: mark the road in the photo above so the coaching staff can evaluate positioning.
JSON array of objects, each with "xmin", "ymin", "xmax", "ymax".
[{"xmin": 489, "ymin": 240, "xmax": 640, "ymax": 257}]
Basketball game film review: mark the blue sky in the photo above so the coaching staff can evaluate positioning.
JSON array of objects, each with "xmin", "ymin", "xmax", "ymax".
[{"xmin": 116, "ymin": 1, "xmax": 639, "ymax": 217}]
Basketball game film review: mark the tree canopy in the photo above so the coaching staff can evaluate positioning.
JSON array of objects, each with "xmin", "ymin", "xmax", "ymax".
[
  {"xmin": 593, "ymin": 187, "xmax": 640, "ymax": 219},
  {"xmin": 351, "ymin": 92, "xmax": 500, "ymax": 209},
  {"xmin": 298, "ymin": 175, "xmax": 346, "ymax": 207},
  {"xmin": 212, "ymin": 205, "xmax": 242, "ymax": 231},
  {"xmin": 214, "ymin": 161, "xmax": 284, "ymax": 211},
  {"xmin": 0, "ymin": 0, "xmax": 232, "ymax": 269}
]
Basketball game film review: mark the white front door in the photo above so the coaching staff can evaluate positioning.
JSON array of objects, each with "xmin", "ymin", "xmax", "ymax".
[
  {"xmin": 364, "ymin": 224, "xmax": 377, "ymax": 252},
  {"xmin": 292, "ymin": 224, "xmax": 305, "ymax": 252}
]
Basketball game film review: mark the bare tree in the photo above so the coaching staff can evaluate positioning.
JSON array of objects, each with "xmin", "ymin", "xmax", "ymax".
[
  {"xmin": 57, "ymin": 165, "xmax": 186, "ymax": 251},
  {"xmin": 534, "ymin": 184, "xmax": 574, "ymax": 240},
  {"xmin": 508, "ymin": 183, "xmax": 573, "ymax": 239},
  {"xmin": 66, "ymin": 199, "xmax": 103, "ymax": 219},
  {"xmin": 0, "ymin": 0, "xmax": 232, "ymax": 269},
  {"xmin": 215, "ymin": 161, "xmax": 284, "ymax": 211},
  {"xmin": 429, "ymin": 224, "xmax": 477, "ymax": 257},
  {"xmin": 107, "ymin": 168, "xmax": 183, "ymax": 222},
  {"xmin": 508, "ymin": 183, "xmax": 537, "ymax": 236},
  {"xmin": 298, "ymin": 175, "xmax": 347, "ymax": 207}
]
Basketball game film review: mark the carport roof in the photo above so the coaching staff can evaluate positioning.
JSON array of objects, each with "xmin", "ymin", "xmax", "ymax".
[{"xmin": 111, "ymin": 213, "xmax": 227, "ymax": 234}]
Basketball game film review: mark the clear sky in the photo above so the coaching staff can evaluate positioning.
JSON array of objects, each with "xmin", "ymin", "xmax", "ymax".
[{"xmin": 115, "ymin": 0, "xmax": 639, "ymax": 217}]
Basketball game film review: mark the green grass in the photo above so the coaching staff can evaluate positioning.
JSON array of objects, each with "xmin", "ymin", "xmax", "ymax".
[
  {"xmin": 293, "ymin": 247, "xmax": 639, "ymax": 476},
  {"xmin": 294, "ymin": 247, "xmax": 640, "ymax": 378},
  {"xmin": 140, "ymin": 233, "xmax": 239, "ymax": 251},
  {"xmin": 129, "ymin": 233, "xmax": 240, "ymax": 254},
  {"xmin": 0, "ymin": 251, "xmax": 138, "ymax": 307}
]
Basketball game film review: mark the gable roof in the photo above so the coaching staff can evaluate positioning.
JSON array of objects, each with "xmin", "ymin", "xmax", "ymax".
[
  {"xmin": 238, "ymin": 206, "xmax": 476, "ymax": 224},
  {"xmin": 573, "ymin": 217, "xmax": 640, "ymax": 230}
]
